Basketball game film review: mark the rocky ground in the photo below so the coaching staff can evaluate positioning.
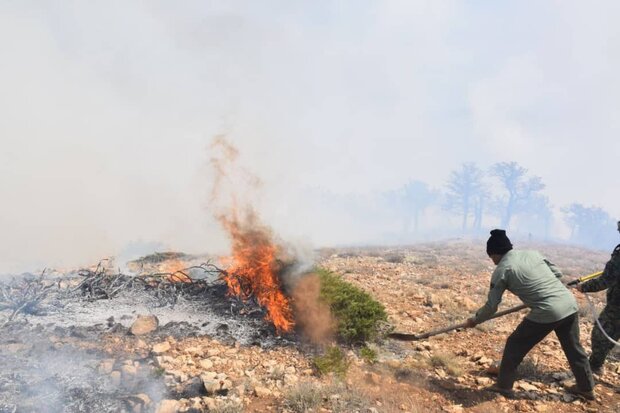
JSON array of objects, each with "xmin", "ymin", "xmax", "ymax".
[
  {"xmin": 319, "ymin": 239, "xmax": 620, "ymax": 412},
  {"xmin": 1, "ymin": 240, "xmax": 619, "ymax": 412}
]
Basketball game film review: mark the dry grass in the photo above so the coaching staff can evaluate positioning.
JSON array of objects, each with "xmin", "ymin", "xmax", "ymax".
[
  {"xmin": 284, "ymin": 382, "xmax": 325, "ymax": 413},
  {"xmin": 430, "ymin": 352, "xmax": 465, "ymax": 377},
  {"xmin": 323, "ymin": 381, "xmax": 372, "ymax": 413},
  {"xmin": 211, "ymin": 402, "xmax": 244, "ymax": 413},
  {"xmin": 283, "ymin": 381, "xmax": 372, "ymax": 413},
  {"xmin": 268, "ymin": 364, "xmax": 286, "ymax": 381}
]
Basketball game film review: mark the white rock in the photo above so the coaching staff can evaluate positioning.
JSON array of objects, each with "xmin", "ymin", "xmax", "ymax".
[
  {"xmin": 254, "ymin": 386, "xmax": 272, "ymax": 398},
  {"xmin": 152, "ymin": 342, "xmax": 171, "ymax": 354},
  {"xmin": 199, "ymin": 359, "xmax": 213, "ymax": 370}
]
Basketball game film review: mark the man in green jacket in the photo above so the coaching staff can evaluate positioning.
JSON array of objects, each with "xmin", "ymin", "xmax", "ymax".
[
  {"xmin": 466, "ymin": 229, "xmax": 595, "ymax": 399},
  {"xmin": 576, "ymin": 221, "xmax": 620, "ymax": 376}
]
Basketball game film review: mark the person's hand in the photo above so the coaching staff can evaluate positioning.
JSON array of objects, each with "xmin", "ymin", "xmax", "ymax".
[{"xmin": 464, "ymin": 318, "xmax": 477, "ymax": 328}]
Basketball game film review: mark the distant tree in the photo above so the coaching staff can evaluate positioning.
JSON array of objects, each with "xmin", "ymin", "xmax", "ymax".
[
  {"xmin": 386, "ymin": 180, "xmax": 438, "ymax": 234},
  {"xmin": 562, "ymin": 203, "xmax": 616, "ymax": 249},
  {"xmin": 491, "ymin": 162, "xmax": 545, "ymax": 229},
  {"xmin": 520, "ymin": 194, "xmax": 554, "ymax": 240},
  {"xmin": 444, "ymin": 163, "xmax": 487, "ymax": 232}
]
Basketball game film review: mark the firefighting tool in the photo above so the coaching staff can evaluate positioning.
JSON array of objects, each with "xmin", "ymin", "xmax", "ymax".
[{"xmin": 388, "ymin": 304, "xmax": 527, "ymax": 341}]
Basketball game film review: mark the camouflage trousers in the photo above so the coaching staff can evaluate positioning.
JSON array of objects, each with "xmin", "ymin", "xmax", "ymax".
[{"xmin": 589, "ymin": 305, "xmax": 620, "ymax": 370}]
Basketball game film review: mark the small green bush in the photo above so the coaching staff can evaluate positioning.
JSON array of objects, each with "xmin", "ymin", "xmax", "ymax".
[
  {"xmin": 313, "ymin": 346, "xmax": 349, "ymax": 377},
  {"xmin": 152, "ymin": 367, "xmax": 165, "ymax": 377},
  {"xmin": 317, "ymin": 269, "xmax": 387, "ymax": 344},
  {"xmin": 384, "ymin": 253, "xmax": 405, "ymax": 264},
  {"xmin": 359, "ymin": 346, "xmax": 377, "ymax": 364}
]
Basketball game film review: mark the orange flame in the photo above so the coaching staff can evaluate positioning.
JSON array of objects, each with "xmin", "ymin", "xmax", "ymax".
[{"xmin": 220, "ymin": 209, "xmax": 294, "ymax": 333}]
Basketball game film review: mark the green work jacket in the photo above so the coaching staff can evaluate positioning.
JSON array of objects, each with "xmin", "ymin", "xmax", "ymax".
[{"xmin": 474, "ymin": 250, "xmax": 577, "ymax": 324}]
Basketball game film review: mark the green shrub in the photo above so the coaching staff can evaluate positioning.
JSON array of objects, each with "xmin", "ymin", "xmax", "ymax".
[
  {"xmin": 317, "ymin": 269, "xmax": 387, "ymax": 344},
  {"xmin": 359, "ymin": 346, "xmax": 377, "ymax": 364},
  {"xmin": 152, "ymin": 367, "xmax": 165, "ymax": 377},
  {"xmin": 313, "ymin": 346, "xmax": 349, "ymax": 377},
  {"xmin": 384, "ymin": 253, "xmax": 405, "ymax": 264}
]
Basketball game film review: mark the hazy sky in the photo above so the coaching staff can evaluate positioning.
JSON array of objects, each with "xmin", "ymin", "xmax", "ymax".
[{"xmin": 1, "ymin": 1, "xmax": 619, "ymax": 273}]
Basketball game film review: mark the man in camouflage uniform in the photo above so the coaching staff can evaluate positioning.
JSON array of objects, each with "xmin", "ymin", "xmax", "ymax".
[{"xmin": 577, "ymin": 221, "xmax": 620, "ymax": 375}]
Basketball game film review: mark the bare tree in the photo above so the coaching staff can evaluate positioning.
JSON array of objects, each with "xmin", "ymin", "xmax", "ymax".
[
  {"xmin": 520, "ymin": 194, "xmax": 554, "ymax": 240},
  {"xmin": 562, "ymin": 203, "xmax": 616, "ymax": 249},
  {"xmin": 444, "ymin": 163, "xmax": 487, "ymax": 232},
  {"xmin": 386, "ymin": 180, "xmax": 438, "ymax": 234},
  {"xmin": 491, "ymin": 161, "xmax": 545, "ymax": 229}
]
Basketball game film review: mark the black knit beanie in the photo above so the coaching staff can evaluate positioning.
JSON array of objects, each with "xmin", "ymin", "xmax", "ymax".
[{"xmin": 486, "ymin": 229, "xmax": 513, "ymax": 255}]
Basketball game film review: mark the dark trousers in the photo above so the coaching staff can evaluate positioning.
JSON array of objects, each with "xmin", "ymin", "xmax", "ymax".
[
  {"xmin": 590, "ymin": 305, "xmax": 620, "ymax": 370},
  {"xmin": 498, "ymin": 313, "xmax": 594, "ymax": 391}
]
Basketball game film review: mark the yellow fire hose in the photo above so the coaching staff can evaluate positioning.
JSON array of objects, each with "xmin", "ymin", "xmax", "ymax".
[
  {"xmin": 568, "ymin": 270, "xmax": 620, "ymax": 346},
  {"xmin": 567, "ymin": 271, "xmax": 603, "ymax": 286}
]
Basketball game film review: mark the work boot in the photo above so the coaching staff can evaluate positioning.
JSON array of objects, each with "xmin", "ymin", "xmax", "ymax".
[
  {"xmin": 486, "ymin": 384, "xmax": 515, "ymax": 399},
  {"xmin": 566, "ymin": 385, "xmax": 596, "ymax": 401}
]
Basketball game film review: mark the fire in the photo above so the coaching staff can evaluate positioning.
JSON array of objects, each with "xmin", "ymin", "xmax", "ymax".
[{"xmin": 220, "ymin": 209, "xmax": 294, "ymax": 333}]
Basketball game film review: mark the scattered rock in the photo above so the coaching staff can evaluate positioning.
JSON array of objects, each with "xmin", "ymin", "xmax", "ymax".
[
  {"xmin": 487, "ymin": 361, "xmax": 501, "ymax": 375},
  {"xmin": 153, "ymin": 342, "xmax": 171, "ymax": 354},
  {"xmin": 110, "ymin": 371, "xmax": 122, "ymax": 387},
  {"xmin": 477, "ymin": 357, "xmax": 492, "ymax": 365},
  {"xmin": 515, "ymin": 400, "xmax": 531, "ymax": 411},
  {"xmin": 203, "ymin": 378, "xmax": 230, "ymax": 396},
  {"xmin": 130, "ymin": 315, "xmax": 159, "ymax": 335},
  {"xmin": 98, "ymin": 359, "xmax": 115, "ymax": 374},
  {"xmin": 156, "ymin": 399, "xmax": 180, "ymax": 413},
  {"xmin": 552, "ymin": 372, "xmax": 570, "ymax": 381},
  {"xmin": 199, "ymin": 359, "xmax": 213, "ymax": 370},
  {"xmin": 185, "ymin": 346, "xmax": 204, "ymax": 357},
  {"xmin": 254, "ymin": 386, "xmax": 272, "ymax": 398},
  {"xmin": 121, "ymin": 364, "xmax": 138, "ymax": 386},
  {"xmin": 516, "ymin": 382, "xmax": 538, "ymax": 392},
  {"xmin": 179, "ymin": 376, "xmax": 205, "ymax": 398},
  {"xmin": 415, "ymin": 341, "xmax": 432, "ymax": 351},
  {"xmin": 476, "ymin": 377, "xmax": 493, "ymax": 386},
  {"xmin": 128, "ymin": 393, "xmax": 152, "ymax": 413}
]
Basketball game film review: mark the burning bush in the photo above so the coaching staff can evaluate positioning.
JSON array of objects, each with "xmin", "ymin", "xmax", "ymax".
[{"xmin": 317, "ymin": 269, "xmax": 387, "ymax": 344}]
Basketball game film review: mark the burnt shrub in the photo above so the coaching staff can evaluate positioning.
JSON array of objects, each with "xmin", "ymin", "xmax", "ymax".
[{"xmin": 317, "ymin": 269, "xmax": 387, "ymax": 344}]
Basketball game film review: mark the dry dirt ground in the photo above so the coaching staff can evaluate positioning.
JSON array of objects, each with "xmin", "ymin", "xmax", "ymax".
[{"xmin": 1, "ymin": 240, "xmax": 618, "ymax": 413}]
